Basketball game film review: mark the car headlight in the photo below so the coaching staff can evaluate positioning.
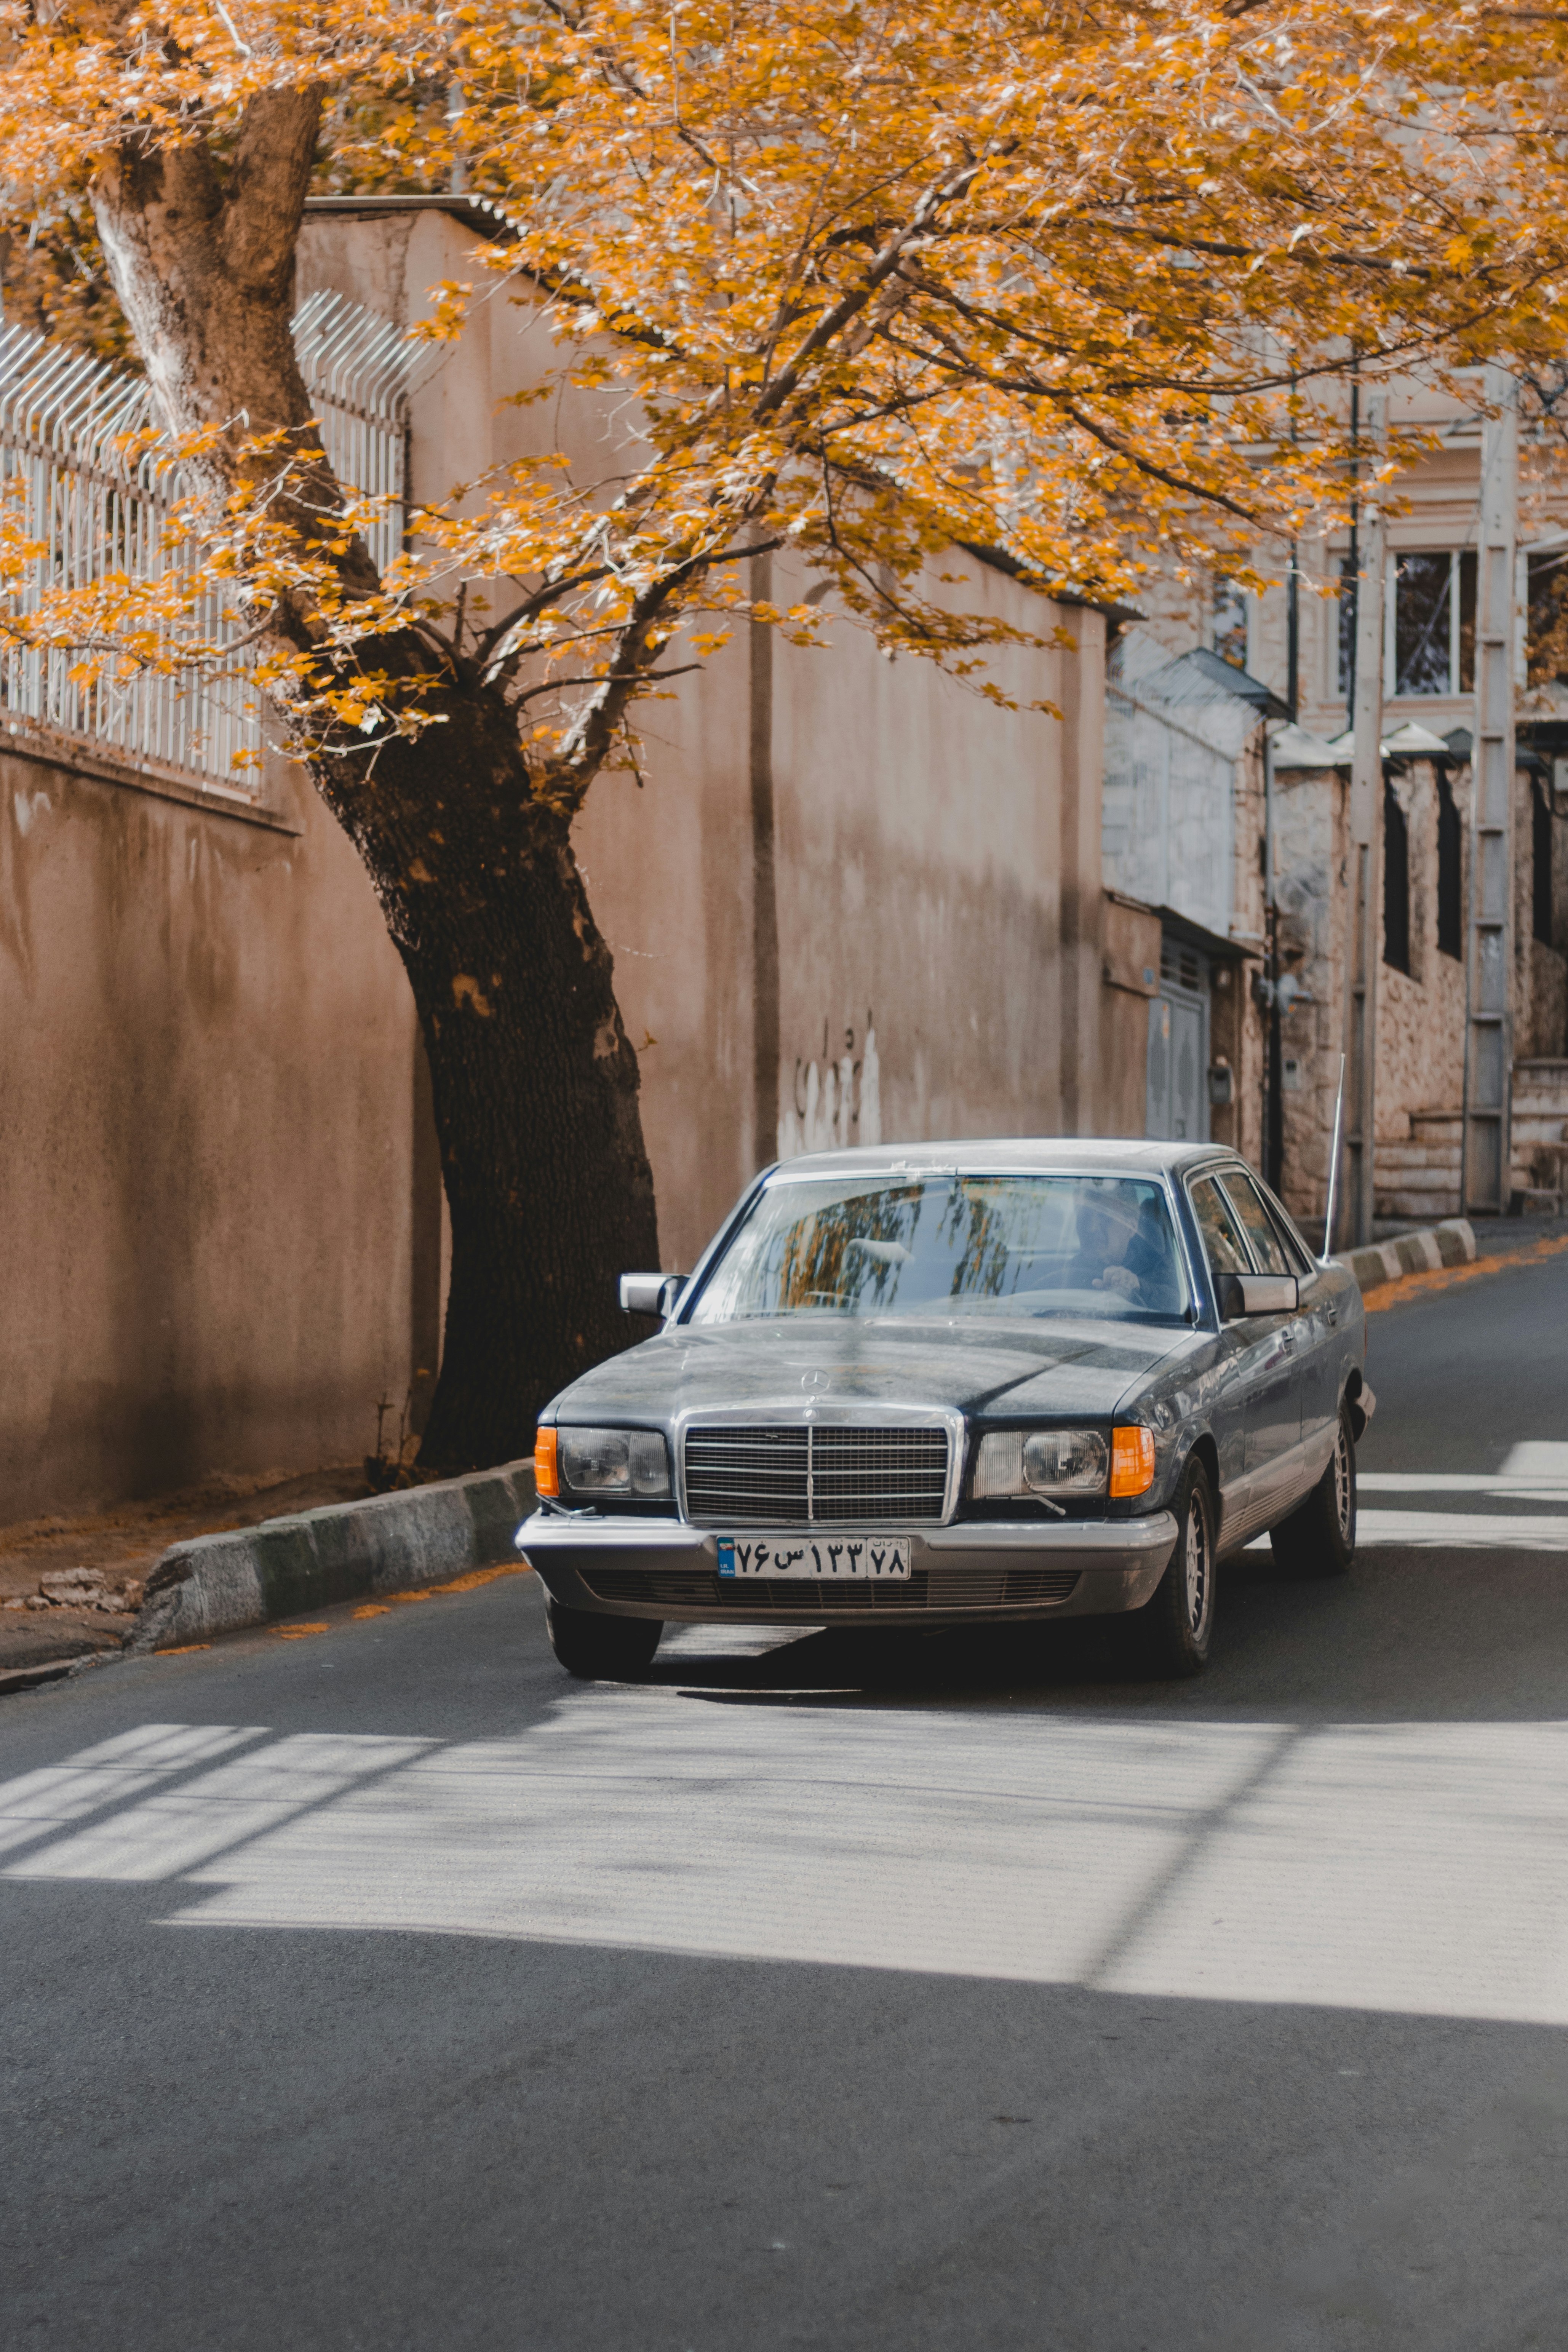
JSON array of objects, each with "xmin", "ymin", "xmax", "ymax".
[
  {"xmin": 973, "ymin": 1428, "xmax": 1109, "ymax": 1500},
  {"xmin": 557, "ymin": 1427, "xmax": 671, "ymax": 1499}
]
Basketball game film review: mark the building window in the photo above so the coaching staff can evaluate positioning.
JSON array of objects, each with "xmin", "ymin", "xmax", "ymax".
[
  {"xmin": 1534, "ymin": 781, "xmax": 1554, "ymax": 947},
  {"xmin": 1527, "ymin": 551, "xmax": 1568, "ymax": 688},
  {"xmin": 1437, "ymin": 769, "xmax": 1463, "ymax": 959},
  {"xmin": 1384, "ymin": 780, "xmax": 1411, "ymax": 974},
  {"xmin": 1392, "ymin": 551, "xmax": 1477, "ymax": 697},
  {"xmin": 1337, "ymin": 558, "xmax": 1358, "ymax": 699},
  {"xmin": 1212, "ymin": 577, "xmax": 1248, "ymax": 669},
  {"xmin": 1338, "ymin": 551, "xmax": 1477, "ymax": 700}
]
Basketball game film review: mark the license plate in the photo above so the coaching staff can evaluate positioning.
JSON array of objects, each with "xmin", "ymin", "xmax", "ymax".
[{"xmin": 717, "ymin": 1535, "xmax": 913, "ymax": 1580}]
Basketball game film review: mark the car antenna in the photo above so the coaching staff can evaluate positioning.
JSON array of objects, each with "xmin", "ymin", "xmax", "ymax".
[{"xmin": 1322, "ymin": 1053, "xmax": 1347, "ymax": 1259}]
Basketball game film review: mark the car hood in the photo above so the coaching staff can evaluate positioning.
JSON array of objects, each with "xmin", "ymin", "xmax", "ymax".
[{"xmin": 550, "ymin": 1314, "xmax": 1196, "ymax": 1424}]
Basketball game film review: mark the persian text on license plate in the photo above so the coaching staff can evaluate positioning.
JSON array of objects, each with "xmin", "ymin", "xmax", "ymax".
[{"xmin": 717, "ymin": 1536, "xmax": 912, "ymax": 1580}]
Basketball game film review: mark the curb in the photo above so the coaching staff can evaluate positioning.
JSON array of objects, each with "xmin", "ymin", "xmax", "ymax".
[
  {"xmin": 1333, "ymin": 1218, "xmax": 1476, "ymax": 1295},
  {"xmin": 129, "ymin": 1460, "xmax": 537, "ymax": 1652}
]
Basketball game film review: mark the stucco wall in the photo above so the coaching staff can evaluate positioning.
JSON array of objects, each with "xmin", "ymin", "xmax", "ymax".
[
  {"xmin": 569, "ymin": 552, "xmax": 1112, "ymax": 1273},
  {"xmin": 0, "ymin": 751, "xmax": 426, "ymax": 1520}
]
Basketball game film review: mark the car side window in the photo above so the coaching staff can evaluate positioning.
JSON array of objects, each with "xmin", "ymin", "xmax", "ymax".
[
  {"xmin": 1221, "ymin": 1171, "xmax": 1290, "ymax": 1275},
  {"xmin": 1188, "ymin": 1176, "xmax": 1252, "ymax": 1280},
  {"xmin": 1253, "ymin": 1176, "xmax": 1314, "ymax": 1277}
]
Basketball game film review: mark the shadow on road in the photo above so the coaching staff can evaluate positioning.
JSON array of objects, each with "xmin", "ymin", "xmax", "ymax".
[{"xmin": 640, "ymin": 1537, "xmax": 1568, "ymax": 1724}]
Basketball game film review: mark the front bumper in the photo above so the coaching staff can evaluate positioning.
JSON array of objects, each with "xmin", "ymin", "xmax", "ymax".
[{"xmin": 516, "ymin": 1510, "xmax": 1178, "ymax": 1627}]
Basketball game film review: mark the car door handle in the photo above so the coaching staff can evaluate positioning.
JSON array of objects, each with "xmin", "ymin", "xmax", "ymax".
[{"xmin": 1325, "ymin": 1304, "xmax": 1338, "ymax": 1326}]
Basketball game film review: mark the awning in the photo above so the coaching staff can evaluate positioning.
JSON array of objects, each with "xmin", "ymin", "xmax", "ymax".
[{"xmin": 1152, "ymin": 905, "xmax": 1257, "ymax": 965}]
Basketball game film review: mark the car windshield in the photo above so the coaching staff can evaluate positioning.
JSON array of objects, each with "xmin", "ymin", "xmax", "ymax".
[{"xmin": 687, "ymin": 1172, "xmax": 1191, "ymax": 1325}]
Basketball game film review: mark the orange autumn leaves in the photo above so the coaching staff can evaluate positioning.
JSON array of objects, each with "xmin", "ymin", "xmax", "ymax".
[{"xmin": 1, "ymin": 1, "xmax": 1568, "ymax": 776}]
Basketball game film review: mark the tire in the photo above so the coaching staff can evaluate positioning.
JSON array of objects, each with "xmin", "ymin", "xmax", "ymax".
[
  {"xmin": 1270, "ymin": 1404, "xmax": 1357, "ymax": 1577},
  {"xmin": 544, "ymin": 1595, "xmax": 663, "ymax": 1680},
  {"xmin": 1141, "ymin": 1455, "xmax": 1216, "ymax": 1678}
]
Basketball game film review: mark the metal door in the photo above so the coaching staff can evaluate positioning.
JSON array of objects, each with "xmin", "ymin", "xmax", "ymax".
[{"xmin": 1146, "ymin": 947, "xmax": 1210, "ymax": 1143}]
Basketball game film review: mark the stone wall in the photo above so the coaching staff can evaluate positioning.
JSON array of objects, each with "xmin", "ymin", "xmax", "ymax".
[{"xmin": 1373, "ymin": 762, "xmax": 1469, "ymax": 1141}]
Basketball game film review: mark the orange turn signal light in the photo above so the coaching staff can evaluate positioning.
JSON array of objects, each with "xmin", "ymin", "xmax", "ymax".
[
  {"xmin": 534, "ymin": 1425, "xmax": 559, "ymax": 1499},
  {"xmin": 1109, "ymin": 1425, "xmax": 1156, "ymax": 1499}
]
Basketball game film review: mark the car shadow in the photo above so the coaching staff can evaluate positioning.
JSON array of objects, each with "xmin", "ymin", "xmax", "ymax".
[{"xmin": 641, "ymin": 1536, "xmax": 1568, "ymax": 1723}]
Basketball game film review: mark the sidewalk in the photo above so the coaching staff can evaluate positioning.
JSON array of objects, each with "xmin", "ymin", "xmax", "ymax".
[
  {"xmin": 1361, "ymin": 1216, "xmax": 1568, "ymax": 1313},
  {"xmin": 0, "ymin": 1466, "xmax": 374, "ymax": 1678}
]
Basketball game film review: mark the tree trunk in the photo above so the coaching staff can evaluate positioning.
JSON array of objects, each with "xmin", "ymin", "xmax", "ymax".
[
  {"xmin": 92, "ymin": 102, "xmax": 659, "ymax": 1469},
  {"xmin": 313, "ymin": 695, "xmax": 659, "ymax": 1469}
]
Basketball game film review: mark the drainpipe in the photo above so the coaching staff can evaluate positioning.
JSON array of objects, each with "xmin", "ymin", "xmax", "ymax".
[
  {"xmin": 1263, "ymin": 726, "xmax": 1284, "ymax": 1190},
  {"xmin": 1342, "ymin": 398, "xmax": 1386, "ymax": 1251}
]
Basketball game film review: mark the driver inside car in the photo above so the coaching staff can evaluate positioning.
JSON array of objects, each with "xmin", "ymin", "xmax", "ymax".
[{"xmin": 1072, "ymin": 1190, "xmax": 1183, "ymax": 1311}]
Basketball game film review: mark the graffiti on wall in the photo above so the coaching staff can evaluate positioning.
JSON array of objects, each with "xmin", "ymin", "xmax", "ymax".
[{"xmin": 777, "ymin": 1018, "xmax": 882, "ymax": 1160}]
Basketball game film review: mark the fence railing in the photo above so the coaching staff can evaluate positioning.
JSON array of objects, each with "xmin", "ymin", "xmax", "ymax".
[{"xmin": 0, "ymin": 291, "xmax": 434, "ymax": 792}]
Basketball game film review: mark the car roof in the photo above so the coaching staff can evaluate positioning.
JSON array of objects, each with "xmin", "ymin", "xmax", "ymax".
[{"xmin": 761, "ymin": 1137, "xmax": 1236, "ymax": 1182}]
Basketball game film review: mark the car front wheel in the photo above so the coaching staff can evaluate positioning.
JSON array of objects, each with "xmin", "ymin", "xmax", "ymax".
[
  {"xmin": 1141, "ymin": 1456, "xmax": 1216, "ymax": 1678},
  {"xmin": 544, "ymin": 1595, "xmax": 663, "ymax": 1681},
  {"xmin": 1270, "ymin": 1404, "xmax": 1357, "ymax": 1577}
]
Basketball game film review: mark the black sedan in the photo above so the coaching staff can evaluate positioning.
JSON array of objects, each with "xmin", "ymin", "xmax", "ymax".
[{"xmin": 517, "ymin": 1140, "xmax": 1370, "ymax": 1678}]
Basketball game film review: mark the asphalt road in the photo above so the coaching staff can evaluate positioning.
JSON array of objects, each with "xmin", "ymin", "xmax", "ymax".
[{"xmin": 6, "ymin": 1253, "xmax": 1568, "ymax": 2352}]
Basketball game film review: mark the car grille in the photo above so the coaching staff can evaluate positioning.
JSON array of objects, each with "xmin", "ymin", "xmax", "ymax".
[
  {"xmin": 683, "ymin": 1423, "xmax": 949, "ymax": 1526},
  {"xmin": 580, "ymin": 1566, "xmax": 1080, "ymax": 1611}
]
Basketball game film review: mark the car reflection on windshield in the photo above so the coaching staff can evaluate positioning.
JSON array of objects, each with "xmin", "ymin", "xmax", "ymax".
[{"xmin": 687, "ymin": 1173, "xmax": 1191, "ymax": 1325}]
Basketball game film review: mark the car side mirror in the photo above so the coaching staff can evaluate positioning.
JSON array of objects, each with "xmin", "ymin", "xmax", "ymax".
[
  {"xmin": 618, "ymin": 1272, "xmax": 687, "ymax": 1320},
  {"xmin": 1216, "ymin": 1272, "xmax": 1299, "ymax": 1320}
]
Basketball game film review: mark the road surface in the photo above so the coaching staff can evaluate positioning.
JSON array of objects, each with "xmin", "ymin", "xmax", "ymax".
[{"xmin": 5, "ymin": 1249, "xmax": 1568, "ymax": 2350}]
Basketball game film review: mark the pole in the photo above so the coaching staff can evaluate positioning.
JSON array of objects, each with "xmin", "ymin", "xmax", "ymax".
[
  {"xmin": 1323, "ymin": 1053, "xmax": 1347, "ymax": 1257},
  {"xmin": 1344, "ymin": 371, "xmax": 1360, "ymax": 706},
  {"xmin": 1341, "ymin": 395, "xmax": 1385, "ymax": 1250},
  {"xmin": 1263, "ymin": 726, "xmax": 1283, "ymax": 1189},
  {"xmin": 1287, "ymin": 374, "xmax": 1300, "ymax": 722}
]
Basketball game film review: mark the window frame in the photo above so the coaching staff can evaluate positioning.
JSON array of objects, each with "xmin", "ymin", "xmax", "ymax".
[
  {"xmin": 1214, "ymin": 1169, "xmax": 1292, "ymax": 1277},
  {"xmin": 1184, "ymin": 1167, "xmax": 1256, "ymax": 1303},
  {"xmin": 1184, "ymin": 1160, "xmax": 1317, "ymax": 1318},
  {"xmin": 1223, "ymin": 1167, "xmax": 1315, "ymax": 1278},
  {"xmin": 1337, "ymin": 548, "xmax": 1477, "ymax": 702}
]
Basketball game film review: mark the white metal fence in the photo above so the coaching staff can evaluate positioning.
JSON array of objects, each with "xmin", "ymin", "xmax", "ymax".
[{"xmin": 0, "ymin": 291, "xmax": 430, "ymax": 792}]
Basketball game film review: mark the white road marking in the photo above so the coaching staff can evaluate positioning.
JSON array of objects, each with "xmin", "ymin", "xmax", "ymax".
[
  {"xmin": 1246, "ymin": 1507, "xmax": 1568, "ymax": 1552},
  {"xmin": 1356, "ymin": 1510, "xmax": 1568, "ymax": 1549},
  {"xmin": 1501, "ymin": 1440, "xmax": 1568, "ymax": 1478},
  {"xmin": 1360, "ymin": 1474, "xmax": 1568, "ymax": 1497}
]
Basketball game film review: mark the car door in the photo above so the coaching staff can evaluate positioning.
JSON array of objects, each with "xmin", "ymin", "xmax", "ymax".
[
  {"xmin": 1215, "ymin": 1168, "xmax": 1306, "ymax": 1515},
  {"xmin": 1252, "ymin": 1173, "xmax": 1339, "ymax": 1480},
  {"xmin": 1186, "ymin": 1172, "xmax": 1267, "ymax": 1543}
]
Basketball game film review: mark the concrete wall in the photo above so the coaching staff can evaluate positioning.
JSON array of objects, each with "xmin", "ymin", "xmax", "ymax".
[
  {"xmin": 1272, "ymin": 762, "xmax": 1344, "ymax": 1230},
  {"xmin": 0, "ymin": 749, "xmax": 427, "ymax": 1520}
]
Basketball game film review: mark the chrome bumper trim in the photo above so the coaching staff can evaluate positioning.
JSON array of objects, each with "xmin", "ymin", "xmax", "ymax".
[
  {"xmin": 517, "ymin": 1510, "xmax": 1176, "ymax": 1561},
  {"xmin": 516, "ymin": 1510, "xmax": 1177, "ymax": 1624}
]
